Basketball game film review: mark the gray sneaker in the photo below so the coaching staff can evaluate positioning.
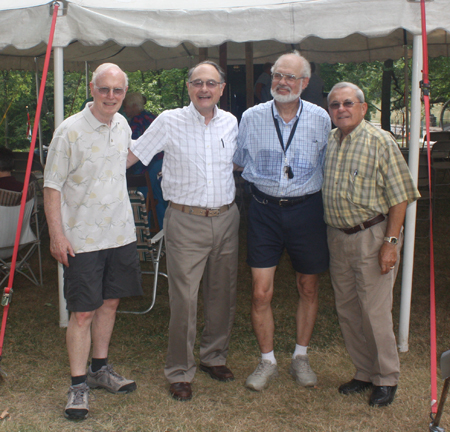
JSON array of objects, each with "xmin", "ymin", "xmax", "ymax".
[
  {"xmin": 245, "ymin": 359, "xmax": 278, "ymax": 391},
  {"xmin": 86, "ymin": 364, "xmax": 137, "ymax": 394},
  {"xmin": 65, "ymin": 383, "xmax": 89, "ymax": 420},
  {"xmin": 289, "ymin": 354, "xmax": 317, "ymax": 387}
]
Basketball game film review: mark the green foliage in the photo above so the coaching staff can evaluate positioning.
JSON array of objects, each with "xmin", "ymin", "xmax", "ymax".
[
  {"xmin": 3, "ymin": 56, "xmax": 450, "ymax": 151},
  {"xmin": 320, "ymin": 56, "xmax": 450, "ymax": 119}
]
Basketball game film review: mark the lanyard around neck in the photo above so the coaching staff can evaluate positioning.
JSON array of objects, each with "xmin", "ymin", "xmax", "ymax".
[{"xmin": 271, "ymin": 101, "xmax": 302, "ymax": 155}]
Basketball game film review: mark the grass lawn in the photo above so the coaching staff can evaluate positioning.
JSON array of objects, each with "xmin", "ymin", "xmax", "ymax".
[{"xmin": 0, "ymin": 194, "xmax": 449, "ymax": 431}]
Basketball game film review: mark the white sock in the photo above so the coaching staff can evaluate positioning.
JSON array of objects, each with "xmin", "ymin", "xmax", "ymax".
[
  {"xmin": 293, "ymin": 344, "xmax": 308, "ymax": 358},
  {"xmin": 261, "ymin": 351, "xmax": 277, "ymax": 365}
]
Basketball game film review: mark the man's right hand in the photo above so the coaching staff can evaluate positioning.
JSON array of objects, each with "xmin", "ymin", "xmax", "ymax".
[{"xmin": 50, "ymin": 233, "xmax": 75, "ymax": 267}]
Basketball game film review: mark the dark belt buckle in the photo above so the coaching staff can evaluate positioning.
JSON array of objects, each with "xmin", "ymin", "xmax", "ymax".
[{"xmin": 278, "ymin": 199, "xmax": 289, "ymax": 207}]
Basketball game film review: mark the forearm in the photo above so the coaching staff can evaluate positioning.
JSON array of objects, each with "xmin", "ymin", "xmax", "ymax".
[
  {"xmin": 385, "ymin": 201, "xmax": 407, "ymax": 238},
  {"xmin": 44, "ymin": 187, "xmax": 64, "ymax": 239},
  {"xmin": 127, "ymin": 149, "xmax": 139, "ymax": 169},
  {"xmin": 44, "ymin": 187, "xmax": 74, "ymax": 265},
  {"xmin": 378, "ymin": 200, "xmax": 407, "ymax": 274}
]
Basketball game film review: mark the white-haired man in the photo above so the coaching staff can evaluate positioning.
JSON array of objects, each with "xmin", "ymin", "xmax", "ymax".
[
  {"xmin": 44, "ymin": 63, "xmax": 142, "ymax": 420},
  {"xmin": 234, "ymin": 51, "xmax": 331, "ymax": 391},
  {"xmin": 323, "ymin": 82, "xmax": 420, "ymax": 407}
]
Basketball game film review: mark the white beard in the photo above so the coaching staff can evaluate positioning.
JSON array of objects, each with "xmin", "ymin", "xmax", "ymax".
[{"xmin": 271, "ymin": 86, "xmax": 302, "ymax": 103}]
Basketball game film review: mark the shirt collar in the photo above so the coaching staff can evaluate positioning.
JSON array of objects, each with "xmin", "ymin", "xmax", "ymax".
[
  {"xmin": 84, "ymin": 102, "xmax": 120, "ymax": 130},
  {"xmin": 335, "ymin": 119, "xmax": 366, "ymax": 143},
  {"xmin": 272, "ymin": 98, "xmax": 302, "ymax": 124},
  {"xmin": 188, "ymin": 102, "xmax": 220, "ymax": 124}
]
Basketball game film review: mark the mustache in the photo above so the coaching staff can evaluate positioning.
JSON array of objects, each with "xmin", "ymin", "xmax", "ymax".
[{"xmin": 275, "ymin": 85, "xmax": 291, "ymax": 92}]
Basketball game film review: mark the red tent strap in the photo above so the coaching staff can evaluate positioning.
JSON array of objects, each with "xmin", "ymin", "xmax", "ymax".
[
  {"xmin": 420, "ymin": 0, "xmax": 438, "ymax": 415},
  {"xmin": 0, "ymin": 2, "xmax": 60, "ymax": 361}
]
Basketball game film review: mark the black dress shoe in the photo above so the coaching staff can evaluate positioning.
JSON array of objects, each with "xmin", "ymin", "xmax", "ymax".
[
  {"xmin": 338, "ymin": 379, "xmax": 373, "ymax": 395},
  {"xmin": 169, "ymin": 382, "xmax": 192, "ymax": 401},
  {"xmin": 200, "ymin": 364, "xmax": 235, "ymax": 382},
  {"xmin": 369, "ymin": 385, "xmax": 397, "ymax": 407}
]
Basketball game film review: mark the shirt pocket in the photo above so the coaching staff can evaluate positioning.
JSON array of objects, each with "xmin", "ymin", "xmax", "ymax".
[
  {"xmin": 218, "ymin": 140, "xmax": 235, "ymax": 164},
  {"xmin": 344, "ymin": 172, "xmax": 377, "ymax": 208}
]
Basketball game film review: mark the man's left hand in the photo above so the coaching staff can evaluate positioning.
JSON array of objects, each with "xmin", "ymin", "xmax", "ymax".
[{"xmin": 378, "ymin": 242, "xmax": 397, "ymax": 275}]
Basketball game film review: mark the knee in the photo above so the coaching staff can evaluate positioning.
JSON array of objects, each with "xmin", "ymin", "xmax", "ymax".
[
  {"xmin": 71, "ymin": 311, "xmax": 95, "ymax": 328},
  {"xmin": 251, "ymin": 286, "xmax": 273, "ymax": 308},
  {"xmin": 297, "ymin": 277, "xmax": 319, "ymax": 300}
]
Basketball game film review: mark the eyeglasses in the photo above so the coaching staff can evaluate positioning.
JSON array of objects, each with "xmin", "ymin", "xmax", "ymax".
[
  {"xmin": 271, "ymin": 72, "xmax": 304, "ymax": 84},
  {"xmin": 189, "ymin": 79, "xmax": 223, "ymax": 88},
  {"xmin": 94, "ymin": 86, "xmax": 126, "ymax": 96},
  {"xmin": 328, "ymin": 101, "xmax": 363, "ymax": 110}
]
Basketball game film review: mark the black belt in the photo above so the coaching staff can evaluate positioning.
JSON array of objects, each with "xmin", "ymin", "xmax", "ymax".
[
  {"xmin": 339, "ymin": 214, "xmax": 386, "ymax": 235},
  {"xmin": 251, "ymin": 185, "xmax": 313, "ymax": 207}
]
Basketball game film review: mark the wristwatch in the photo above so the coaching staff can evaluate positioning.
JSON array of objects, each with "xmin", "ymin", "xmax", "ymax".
[{"xmin": 383, "ymin": 236, "xmax": 398, "ymax": 245}]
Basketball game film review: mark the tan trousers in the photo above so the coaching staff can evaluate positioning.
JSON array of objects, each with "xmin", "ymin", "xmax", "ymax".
[
  {"xmin": 163, "ymin": 204, "xmax": 240, "ymax": 383},
  {"xmin": 327, "ymin": 219, "xmax": 401, "ymax": 386}
]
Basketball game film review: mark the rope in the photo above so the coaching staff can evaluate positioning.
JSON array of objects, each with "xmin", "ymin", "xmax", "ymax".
[
  {"xmin": 0, "ymin": 2, "xmax": 60, "ymax": 362},
  {"xmin": 420, "ymin": 0, "xmax": 438, "ymax": 415}
]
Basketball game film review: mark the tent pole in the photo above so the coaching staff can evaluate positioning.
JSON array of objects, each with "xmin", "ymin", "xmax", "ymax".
[
  {"xmin": 85, "ymin": 61, "xmax": 89, "ymax": 100},
  {"xmin": 398, "ymin": 34, "xmax": 421, "ymax": 352},
  {"xmin": 245, "ymin": 42, "xmax": 254, "ymax": 108},
  {"xmin": 34, "ymin": 58, "xmax": 44, "ymax": 166},
  {"xmin": 219, "ymin": 43, "xmax": 228, "ymax": 111},
  {"xmin": 54, "ymin": 46, "xmax": 69, "ymax": 328}
]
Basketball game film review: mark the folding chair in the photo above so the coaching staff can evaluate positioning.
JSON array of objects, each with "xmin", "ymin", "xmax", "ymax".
[
  {"xmin": 126, "ymin": 171, "xmax": 160, "ymax": 233},
  {"xmin": 118, "ymin": 190, "xmax": 167, "ymax": 314},
  {"xmin": 0, "ymin": 184, "xmax": 43, "ymax": 288}
]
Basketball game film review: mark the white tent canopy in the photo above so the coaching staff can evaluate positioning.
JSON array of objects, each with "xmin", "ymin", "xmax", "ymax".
[
  {"xmin": 0, "ymin": 0, "xmax": 450, "ymax": 71},
  {"xmin": 0, "ymin": 0, "xmax": 448, "ymax": 348}
]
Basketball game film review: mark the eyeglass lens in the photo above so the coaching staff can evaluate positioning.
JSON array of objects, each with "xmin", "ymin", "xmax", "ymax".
[
  {"xmin": 329, "ymin": 101, "xmax": 356, "ymax": 110},
  {"xmin": 272, "ymin": 73, "xmax": 299, "ymax": 83},
  {"xmin": 97, "ymin": 87, "xmax": 125, "ymax": 96},
  {"xmin": 190, "ymin": 79, "xmax": 221, "ymax": 88}
]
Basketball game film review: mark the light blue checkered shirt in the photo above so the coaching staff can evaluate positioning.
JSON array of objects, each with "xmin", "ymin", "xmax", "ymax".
[{"xmin": 234, "ymin": 99, "xmax": 331, "ymax": 197}]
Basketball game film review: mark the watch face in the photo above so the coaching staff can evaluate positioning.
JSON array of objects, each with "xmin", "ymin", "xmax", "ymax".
[{"xmin": 385, "ymin": 236, "xmax": 398, "ymax": 244}]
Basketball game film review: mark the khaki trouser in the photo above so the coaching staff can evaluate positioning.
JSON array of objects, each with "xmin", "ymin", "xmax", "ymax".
[
  {"xmin": 327, "ymin": 219, "xmax": 401, "ymax": 386},
  {"xmin": 163, "ymin": 204, "xmax": 240, "ymax": 383}
]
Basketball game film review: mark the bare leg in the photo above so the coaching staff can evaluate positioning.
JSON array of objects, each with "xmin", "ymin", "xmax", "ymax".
[
  {"xmin": 91, "ymin": 298, "xmax": 120, "ymax": 359},
  {"xmin": 66, "ymin": 311, "xmax": 95, "ymax": 377},
  {"xmin": 251, "ymin": 267, "xmax": 276, "ymax": 353},
  {"xmin": 295, "ymin": 273, "xmax": 319, "ymax": 347}
]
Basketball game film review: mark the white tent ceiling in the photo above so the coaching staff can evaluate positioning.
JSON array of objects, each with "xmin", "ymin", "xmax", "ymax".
[{"xmin": 0, "ymin": 0, "xmax": 449, "ymax": 71}]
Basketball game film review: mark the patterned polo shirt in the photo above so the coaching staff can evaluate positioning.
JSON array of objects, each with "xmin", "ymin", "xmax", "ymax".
[
  {"xmin": 44, "ymin": 103, "xmax": 136, "ymax": 253},
  {"xmin": 322, "ymin": 120, "xmax": 420, "ymax": 229}
]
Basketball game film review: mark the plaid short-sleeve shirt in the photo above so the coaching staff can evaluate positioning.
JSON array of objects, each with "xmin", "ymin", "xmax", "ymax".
[{"xmin": 322, "ymin": 120, "xmax": 420, "ymax": 229}]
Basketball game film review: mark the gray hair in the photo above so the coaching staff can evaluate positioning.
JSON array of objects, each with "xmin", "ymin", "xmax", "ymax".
[
  {"xmin": 188, "ymin": 61, "xmax": 226, "ymax": 83},
  {"xmin": 123, "ymin": 92, "xmax": 145, "ymax": 112},
  {"xmin": 92, "ymin": 63, "xmax": 128, "ymax": 88},
  {"xmin": 328, "ymin": 82, "xmax": 365, "ymax": 103},
  {"xmin": 271, "ymin": 50, "xmax": 311, "ymax": 79}
]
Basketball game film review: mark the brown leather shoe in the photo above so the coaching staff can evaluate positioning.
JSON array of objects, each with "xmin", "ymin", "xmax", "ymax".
[
  {"xmin": 199, "ymin": 364, "xmax": 235, "ymax": 382},
  {"xmin": 169, "ymin": 382, "xmax": 192, "ymax": 401}
]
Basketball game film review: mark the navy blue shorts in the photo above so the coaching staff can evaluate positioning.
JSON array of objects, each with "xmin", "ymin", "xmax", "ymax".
[
  {"xmin": 247, "ymin": 191, "xmax": 329, "ymax": 274},
  {"xmin": 64, "ymin": 242, "xmax": 143, "ymax": 312}
]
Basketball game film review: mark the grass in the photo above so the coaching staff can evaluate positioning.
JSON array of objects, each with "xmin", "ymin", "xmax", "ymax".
[{"xmin": 0, "ymin": 195, "xmax": 450, "ymax": 431}]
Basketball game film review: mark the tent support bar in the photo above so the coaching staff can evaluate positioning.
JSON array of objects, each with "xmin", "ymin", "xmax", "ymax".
[
  {"xmin": 54, "ymin": 46, "xmax": 69, "ymax": 328},
  {"xmin": 398, "ymin": 34, "xmax": 422, "ymax": 352}
]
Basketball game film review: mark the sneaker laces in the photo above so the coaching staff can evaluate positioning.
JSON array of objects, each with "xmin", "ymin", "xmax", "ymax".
[
  {"xmin": 253, "ymin": 361, "xmax": 273, "ymax": 376},
  {"xmin": 104, "ymin": 364, "xmax": 125, "ymax": 381},
  {"xmin": 295, "ymin": 357, "xmax": 312, "ymax": 373},
  {"xmin": 71, "ymin": 385, "xmax": 88, "ymax": 405}
]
